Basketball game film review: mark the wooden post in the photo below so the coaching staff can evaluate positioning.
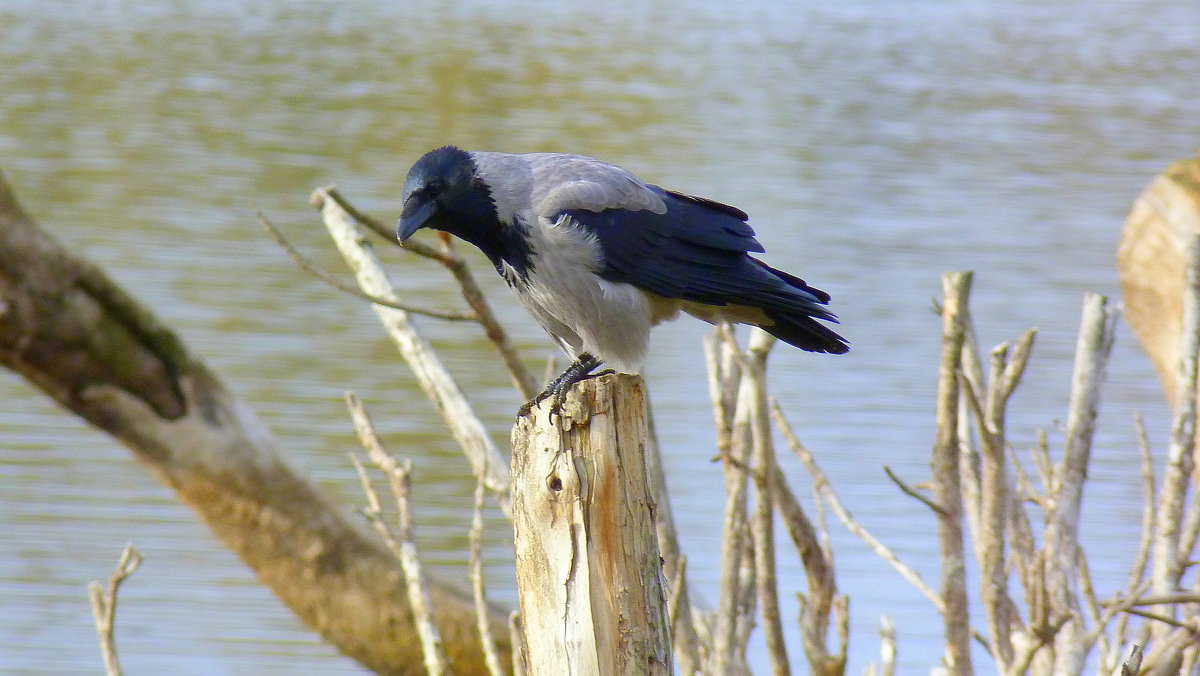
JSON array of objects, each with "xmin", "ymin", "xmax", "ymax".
[{"xmin": 510, "ymin": 373, "xmax": 673, "ymax": 675}]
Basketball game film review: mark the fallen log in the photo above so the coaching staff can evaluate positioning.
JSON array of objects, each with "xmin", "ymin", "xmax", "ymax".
[{"xmin": 0, "ymin": 169, "xmax": 511, "ymax": 675}]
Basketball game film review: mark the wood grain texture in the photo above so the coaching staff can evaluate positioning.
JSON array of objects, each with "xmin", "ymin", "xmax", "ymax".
[{"xmin": 510, "ymin": 373, "xmax": 672, "ymax": 676}]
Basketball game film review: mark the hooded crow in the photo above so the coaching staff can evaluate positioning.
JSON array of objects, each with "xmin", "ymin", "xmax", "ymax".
[{"xmin": 397, "ymin": 146, "xmax": 848, "ymax": 405}]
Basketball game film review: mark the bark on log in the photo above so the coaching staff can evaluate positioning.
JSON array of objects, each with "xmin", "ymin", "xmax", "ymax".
[
  {"xmin": 1119, "ymin": 152, "xmax": 1200, "ymax": 403},
  {"xmin": 510, "ymin": 373, "xmax": 672, "ymax": 675},
  {"xmin": 0, "ymin": 170, "xmax": 511, "ymax": 675}
]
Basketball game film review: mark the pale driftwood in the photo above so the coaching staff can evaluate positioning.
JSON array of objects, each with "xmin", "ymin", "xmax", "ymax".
[
  {"xmin": 510, "ymin": 373, "xmax": 672, "ymax": 675},
  {"xmin": 345, "ymin": 393, "xmax": 449, "ymax": 676},
  {"xmin": 0, "ymin": 171, "xmax": 510, "ymax": 675},
  {"xmin": 933, "ymin": 271, "xmax": 975, "ymax": 675},
  {"xmin": 312, "ymin": 188, "xmax": 512, "ymax": 512},
  {"xmin": 88, "ymin": 544, "xmax": 143, "ymax": 676}
]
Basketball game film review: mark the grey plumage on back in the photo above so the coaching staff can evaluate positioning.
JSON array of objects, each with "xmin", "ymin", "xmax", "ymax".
[{"xmin": 397, "ymin": 146, "xmax": 847, "ymax": 404}]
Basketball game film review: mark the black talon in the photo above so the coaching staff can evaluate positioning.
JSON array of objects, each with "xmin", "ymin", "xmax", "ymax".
[{"xmin": 523, "ymin": 353, "xmax": 602, "ymax": 417}]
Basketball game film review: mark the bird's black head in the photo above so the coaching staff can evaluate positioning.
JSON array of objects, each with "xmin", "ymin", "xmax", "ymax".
[
  {"xmin": 397, "ymin": 146, "xmax": 490, "ymax": 242},
  {"xmin": 396, "ymin": 145, "xmax": 534, "ymax": 278}
]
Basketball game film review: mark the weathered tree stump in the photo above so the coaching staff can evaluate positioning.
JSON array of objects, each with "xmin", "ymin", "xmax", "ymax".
[{"xmin": 510, "ymin": 373, "xmax": 672, "ymax": 675}]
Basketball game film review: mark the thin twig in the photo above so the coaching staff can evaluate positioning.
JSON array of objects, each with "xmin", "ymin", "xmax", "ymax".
[
  {"xmin": 314, "ymin": 189, "xmax": 512, "ymax": 512},
  {"xmin": 773, "ymin": 460, "xmax": 840, "ymax": 673},
  {"xmin": 1119, "ymin": 607, "xmax": 1200, "ymax": 630},
  {"xmin": 1082, "ymin": 580, "xmax": 1148, "ymax": 673},
  {"xmin": 883, "ymin": 465, "xmax": 946, "ymax": 516},
  {"xmin": 257, "ymin": 211, "xmax": 477, "ymax": 320},
  {"xmin": 345, "ymin": 393, "xmax": 449, "ymax": 676},
  {"xmin": 1103, "ymin": 591, "xmax": 1200, "ymax": 607},
  {"xmin": 772, "ymin": 399, "xmax": 943, "ymax": 612},
  {"xmin": 642, "ymin": 396, "xmax": 703, "ymax": 676},
  {"xmin": 1078, "ymin": 545, "xmax": 1103, "ymax": 636},
  {"xmin": 508, "ymin": 611, "xmax": 527, "ymax": 676},
  {"xmin": 433, "ymin": 234, "xmax": 539, "ymax": 399},
  {"xmin": 879, "ymin": 615, "xmax": 896, "ymax": 676},
  {"xmin": 1153, "ymin": 236, "xmax": 1200, "ymax": 630},
  {"xmin": 1112, "ymin": 644, "xmax": 1143, "ymax": 676},
  {"xmin": 470, "ymin": 470, "xmax": 505, "ymax": 676},
  {"xmin": 1110, "ymin": 412, "xmax": 1158, "ymax": 667},
  {"xmin": 1030, "ymin": 428, "xmax": 1055, "ymax": 498},
  {"xmin": 88, "ymin": 544, "xmax": 143, "ymax": 676},
  {"xmin": 1005, "ymin": 443, "xmax": 1039, "ymax": 601},
  {"xmin": 319, "ymin": 185, "xmax": 537, "ymax": 403}
]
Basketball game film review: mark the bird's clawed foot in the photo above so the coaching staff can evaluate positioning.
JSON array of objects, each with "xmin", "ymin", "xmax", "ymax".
[{"xmin": 518, "ymin": 353, "xmax": 603, "ymax": 418}]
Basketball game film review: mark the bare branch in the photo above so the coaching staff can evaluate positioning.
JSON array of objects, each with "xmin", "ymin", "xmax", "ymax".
[
  {"xmin": 470, "ymin": 471, "xmax": 505, "ymax": 676},
  {"xmin": 508, "ymin": 611, "xmax": 528, "ymax": 676},
  {"xmin": 643, "ymin": 397, "xmax": 704, "ymax": 676},
  {"xmin": 774, "ymin": 460, "xmax": 841, "ymax": 674},
  {"xmin": 1030, "ymin": 428, "xmax": 1055, "ymax": 498},
  {"xmin": 88, "ymin": 544, "xmax": 143, "ymax": 676},
  {"xmin": 743, "ymin": 330, "xmax": 790, "ymax": 675},
  {"xmin": 1112, "ymin": 644, "xmax": 1143, "ymax": 676},
  {"xmin": 1110, "ymin": 412, "xmax": 1158, "ymax": 666},
  {"xmin": 879, "ymin": 615, "xmax": 896, "ymax": 676},
  {"xmin": 1154, "ymin": 235, "xmax": 1200, "ymax": 602},
  {"xmin": 668, "ymin": 555, "xmax": 688, "ymax": 645},
  {"xmin": 317, "ymin": 186, "xmax": 540, "ymax": 404},
  {"xmin": 256, "ymin": 211, "xmax": 476, "ymax": 320},
  {"xmin": 883, "ymin": 465, "xmax": 946, "ymax": 516},
  {"xmin": 773, "ymin": 399, "xmax": 943, "ymax": 612},
  {"xmin": 345, "ymin": 393, "xmax": 449, "ymax": 676},
  {"xmin": 932, "ymin": 271, "xmax": 975, "ymax": 675},
  {"xmin": 712, "ymin": 337, "xmax": 756, "ymax": 674},
  {"xmin": 1045, "ymin": 293, "xmax": 1118, "ymax": 673},
  {"xmin": 313, "ymin": 188, "xmax": 512, "ymax": 512}
]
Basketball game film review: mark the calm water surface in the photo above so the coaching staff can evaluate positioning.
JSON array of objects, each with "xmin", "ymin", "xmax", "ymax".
[{"xmin": 2, "ymin": 0, "xmax": 1198, "ymax": 673}]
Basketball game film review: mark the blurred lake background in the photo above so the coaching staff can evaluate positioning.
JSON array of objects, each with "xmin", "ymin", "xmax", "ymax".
[{"xmin": 2, "ymin": 0, "xmax": 1198, "ymax": 673}]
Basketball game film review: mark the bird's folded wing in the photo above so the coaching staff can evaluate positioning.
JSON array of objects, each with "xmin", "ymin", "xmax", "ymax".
[{"xmin": 545, "ymin": 186, "xmax": 831, "ymax": 318}]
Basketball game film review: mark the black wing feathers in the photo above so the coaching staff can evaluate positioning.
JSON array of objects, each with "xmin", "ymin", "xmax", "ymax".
[{"xmin": 556, "ymin": 188, "xmax": 848, "ymax": 354}]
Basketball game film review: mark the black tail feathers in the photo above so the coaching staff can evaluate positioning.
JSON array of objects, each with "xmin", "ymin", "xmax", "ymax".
[
  {"xmin": 747, "ymin": 258, "xmax": 848, "ymax": 354},
  {"xmin": 761, "ymin": 308, "xmax": 849, "ymax": 355}
]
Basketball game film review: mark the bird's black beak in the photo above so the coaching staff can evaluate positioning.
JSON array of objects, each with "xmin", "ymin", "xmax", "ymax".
[{"xmin": 396, "ymin": 198, "xmax": 436, "ymax": 242}]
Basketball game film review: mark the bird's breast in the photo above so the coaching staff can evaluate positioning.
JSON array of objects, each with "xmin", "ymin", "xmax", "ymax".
[{"xmin": 509, "ymin": 219, "xmax": 654, "ymax": 372}]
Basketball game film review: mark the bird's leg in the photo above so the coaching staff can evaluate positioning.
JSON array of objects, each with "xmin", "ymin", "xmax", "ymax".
[{"xmin": 519, "ymin": 353, "xmax": 602, "ymax": 416}]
